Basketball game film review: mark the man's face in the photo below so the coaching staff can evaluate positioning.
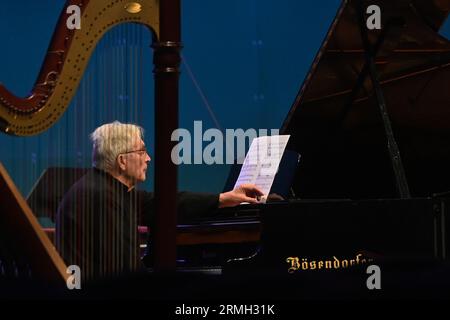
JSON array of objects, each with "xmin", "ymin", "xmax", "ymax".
[{"xmin": 121, "ymin": 136, "xmax": 151, "ymax": 185}]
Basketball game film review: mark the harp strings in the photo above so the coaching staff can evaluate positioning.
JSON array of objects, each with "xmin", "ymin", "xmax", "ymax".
[{"xmin": 22, "ymin": 24, "xmax": 147, "ymax": 280}]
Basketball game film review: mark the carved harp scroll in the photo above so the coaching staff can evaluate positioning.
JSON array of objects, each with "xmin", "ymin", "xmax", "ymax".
[{"xmin": 0, "ymin": 0, "xmax": 160, "ymax": 136}]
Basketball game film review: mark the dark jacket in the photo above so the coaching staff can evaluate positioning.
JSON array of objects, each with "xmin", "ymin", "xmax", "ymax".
[{"xmin": 55, "ymin": 168, "xmax": 219, "ymax": 282}]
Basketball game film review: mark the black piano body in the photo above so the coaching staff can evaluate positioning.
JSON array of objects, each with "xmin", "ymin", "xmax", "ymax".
[
  {"xmin": 177, "ymin": 0, "xmax": 450, "ymax": 276},
  {"xmin": 258, "ymin": 198, "xmax": 446, "ymax": 266}
]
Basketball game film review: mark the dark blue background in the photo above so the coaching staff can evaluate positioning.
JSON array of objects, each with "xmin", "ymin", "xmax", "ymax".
[{"xmin": 0, "ymin": 0, "xmax": 448, "ymax": 197}]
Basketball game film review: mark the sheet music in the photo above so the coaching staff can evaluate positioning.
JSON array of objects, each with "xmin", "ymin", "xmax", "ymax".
[{"xmin": 233, "ymin": 135, "xmax": 290, "ymax": 199}]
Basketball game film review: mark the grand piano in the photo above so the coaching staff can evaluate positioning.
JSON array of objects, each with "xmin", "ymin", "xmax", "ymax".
[{"xmin": 173, "ymin": 0, "xmax": 450, "ymax": 291}]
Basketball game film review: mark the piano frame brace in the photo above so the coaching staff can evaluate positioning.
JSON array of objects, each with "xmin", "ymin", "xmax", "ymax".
[{"xmin": 356, "ymin": 0, "xmax": 411, "ymax": 199}]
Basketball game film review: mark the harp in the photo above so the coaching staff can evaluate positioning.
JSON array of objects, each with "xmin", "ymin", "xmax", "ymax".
[
  {"xmin": 0, "ymin": 162, "xmax": 68, "ymax": 287},
  {"xmin": 0, "ymin": 0, "xmax": 181, "ymax": 287},
  {"xmin": 0, "ymin": 0, "xmax": 160, "ymax": 135}
]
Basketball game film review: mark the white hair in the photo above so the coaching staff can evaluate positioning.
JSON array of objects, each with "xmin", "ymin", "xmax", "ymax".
[{"xmin": 90, "ymin": 121, "xmax": 144, "ymax": 171}]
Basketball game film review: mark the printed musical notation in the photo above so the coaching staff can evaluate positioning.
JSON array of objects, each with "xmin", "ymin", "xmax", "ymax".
[{"xmin": 234, "ymin": 135, "xmax": 290, "ymax": 199}]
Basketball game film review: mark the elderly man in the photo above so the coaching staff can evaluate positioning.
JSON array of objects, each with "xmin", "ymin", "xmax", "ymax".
[{"xmin": 56, "ymin": 121, "xmax": 262, "ymax": 282}]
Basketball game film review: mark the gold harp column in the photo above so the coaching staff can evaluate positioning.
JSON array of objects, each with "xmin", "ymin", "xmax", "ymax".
[{"xmin": 152, "ymin": 0, "xmax": 182, "ymax": 271}]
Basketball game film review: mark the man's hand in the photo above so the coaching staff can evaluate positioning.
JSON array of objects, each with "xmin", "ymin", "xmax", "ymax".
[{"xmin": 218, "ymin": 184, "xmax": 264, "ymax": 208}]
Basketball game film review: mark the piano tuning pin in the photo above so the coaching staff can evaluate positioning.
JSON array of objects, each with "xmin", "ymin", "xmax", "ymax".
[{"xmin": 125, "ymin": 2, "xmax": 142, "ymax": 14}]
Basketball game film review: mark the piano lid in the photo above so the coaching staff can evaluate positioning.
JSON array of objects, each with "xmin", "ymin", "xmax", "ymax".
[{"xmin": 282, "ymin": 0, "xmax": 450, "ymax": 199}]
